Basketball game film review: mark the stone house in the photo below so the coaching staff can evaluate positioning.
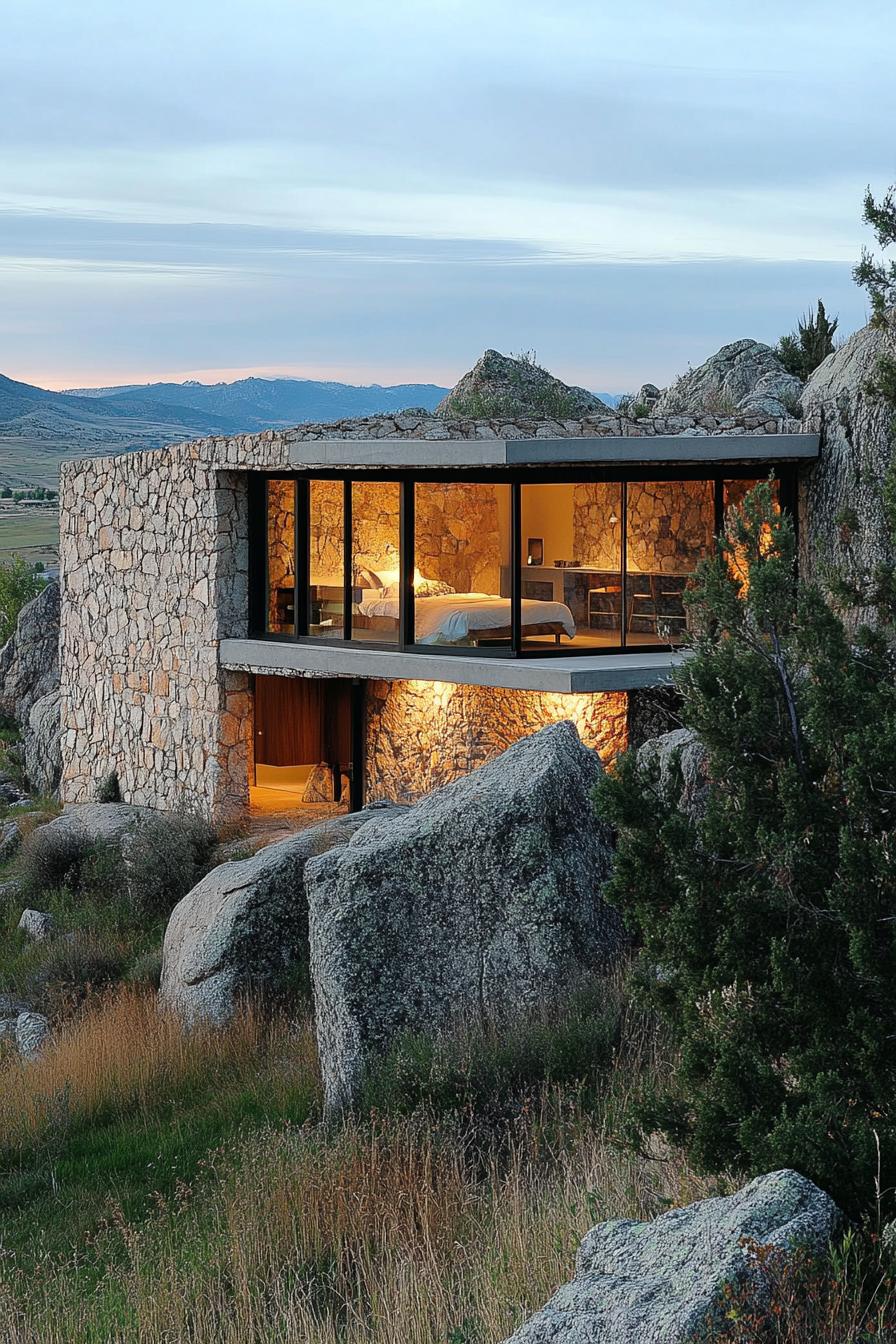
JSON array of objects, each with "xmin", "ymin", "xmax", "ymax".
[{"xmin": 58, "ymin": 409, "xmax": 817, "ymax": 820}]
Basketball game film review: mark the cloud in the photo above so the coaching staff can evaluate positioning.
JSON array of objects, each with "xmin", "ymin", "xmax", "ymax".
[{"xmin": 0, "ymin": 0, "xmax": 889, "ymax": 385}]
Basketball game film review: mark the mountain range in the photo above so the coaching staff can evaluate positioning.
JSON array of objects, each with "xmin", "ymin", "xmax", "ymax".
[
  {"xmin": 0, "ymin": 374, "xmax": 451, "ymax": 489},
  {"xmin": 0, "ymin": 371, "xmax": 623, "ymax": 490}
]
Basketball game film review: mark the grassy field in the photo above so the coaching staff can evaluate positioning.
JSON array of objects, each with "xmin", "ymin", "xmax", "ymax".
[{"xmin": 0, "ymin": 506, "xmax": 59, "ymax": 568}]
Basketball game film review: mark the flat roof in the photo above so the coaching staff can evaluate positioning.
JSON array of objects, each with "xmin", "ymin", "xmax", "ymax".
[
  {"xmin": 220, "ymin": 638, "xmax": 686, "ymax": 693},
  {"xmin": 287, "ymin": 433, "xmax": 818, "ymax": 471}
]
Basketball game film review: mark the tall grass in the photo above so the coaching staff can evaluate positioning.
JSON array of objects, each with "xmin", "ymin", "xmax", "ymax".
[{"xmin": 0, "ymin": 983, "xmax": 716, "ymax": 1343}]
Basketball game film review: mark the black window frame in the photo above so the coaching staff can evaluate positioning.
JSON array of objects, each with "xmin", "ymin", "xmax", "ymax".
[{"xmin": 249, "ymin": 463, "xmax": 798, "ymax": 659}]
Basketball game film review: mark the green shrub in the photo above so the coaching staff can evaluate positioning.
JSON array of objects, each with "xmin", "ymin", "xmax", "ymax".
[
  {"xmin": 123, "ymin": 813, "xmax": 216, "ymax": 919},
  {"xmin": 775, "ymin": 299, "xmax": 838, "ymax": 381},
  {"xmin": 125, "ymin": 944, "xmax": 163, "ymax": 989},
  {"xmin": 0, "ymin": 556, "xmax": 46, "ymax": 647},
  {"xmin": 595, "ymin": 480, "xmax": 896, "ymax": 1220},
  {"xmin": 359, "ymin": 980, "xmax": 622, "ymax": 1120},
  {"xmin": 94, "ymin": 771, "xmax": 121, "ymax": 803},
  {"xmin": 15, "ymin": 829, "xmax": 118, "ymax": 904}
]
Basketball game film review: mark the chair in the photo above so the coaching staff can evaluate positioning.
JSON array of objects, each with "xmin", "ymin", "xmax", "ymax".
[{"xmin": 587, "ymin": 580, "xmax": 623, "ymax": 631}]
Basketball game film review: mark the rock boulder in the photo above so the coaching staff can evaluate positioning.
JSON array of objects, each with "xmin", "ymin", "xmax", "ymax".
[
  {"xmin": 800, "ymin": 316, "xmax": 896, "ymax": 611},
  {"xmin": 503, "ymin": 1169, "xmax": 840, "ymax": 1343},
  {"xmin": 307, "ymin": 721, "xmax": 624, "ymax": 1114},
  {"xmin": 0, "ymin": 581, "xmax": 60, "ymax": 724},
  {"xmin": 159, "ymin": 809, "xmax": 394, "ymax": 1026},
  {"xmin": 654, "ymin": 340, "xmax": 802, "ymax": 417},
  {"xmin": 15, "ymin": 1011, "xmax": 50, "ymax": 1061},
  {"xmin": 637, "ymin": 727, "xmax": 709, "ymax": 823},
  {"xmin": 23, "ymin": 689, "xmax": 61, "ymax": 796},
  {"xmin": 437, "ymin": 350, "xmax": 610, "ymax": 418}
]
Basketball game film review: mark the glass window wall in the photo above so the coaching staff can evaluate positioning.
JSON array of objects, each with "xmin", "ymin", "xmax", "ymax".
[
  {"xmin": 265, "ymin": 479, "xmax": 296, "ymax": 636},
  {"xmin": 519, "ymin": 483, "xmax": 622, "ymax": 650},
  {"xmin": 413, "ymin": 482, "xmax": 511, "ymax": 646},
  {"xmin": 626, "ymin": 480, "xmax": 714, "ymax": 646},
  {"xmin": 309, "ymin": 480, "xmax": 345, "ymax": 639},
  {"xmin": 351, "ymin": 480, "xmax": 401, "ymax": 643}
]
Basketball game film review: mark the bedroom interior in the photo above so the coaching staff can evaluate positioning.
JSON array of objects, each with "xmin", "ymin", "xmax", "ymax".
[{"xmin": 262, "ymin": 471, "xmax": 780, "ymax": 654}]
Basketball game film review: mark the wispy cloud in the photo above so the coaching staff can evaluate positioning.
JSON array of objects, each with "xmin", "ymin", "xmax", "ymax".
[{"xmin": 0, "ymin": 0, "xmax": 890, "ymax": 387}]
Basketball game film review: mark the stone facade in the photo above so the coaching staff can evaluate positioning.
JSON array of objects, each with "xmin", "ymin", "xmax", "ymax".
[
  {"xmin": 58, "ymin": 411, "xmax": 794, "ymax": 820},
  {"xmin": 364, "ymin": 679, "xmax": 628, "ymax": 803}
]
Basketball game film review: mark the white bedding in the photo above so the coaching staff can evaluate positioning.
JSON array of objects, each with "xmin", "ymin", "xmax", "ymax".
[{"xmin": 356, "ymin": 591, "xmax": 576, "ymax": 644}]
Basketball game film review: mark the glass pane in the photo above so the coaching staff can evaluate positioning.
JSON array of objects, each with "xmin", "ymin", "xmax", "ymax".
[
  {"xmin": 266, "ymin": 479, "xmax": 296, "ymax": 636},
  {"xmin": 413, "ymin": 482, "xmax": 511, "ymax": 647},
  {"xmin": 723, "ymin": 477, "xmax": 780, "ymax": 590},
  {"xmin": 626, "ymin": 480, "xmax": 714, "ymax": 646},
  {"xmin": 351, "ymin": 481, "xmax": 401, "ymax": 643},
  {"xmin": 520, "ymin": 483, "xmax": 622, "ymax": 650},
  {"xmin": 309, "ymin": 480, "xmax": 345, "ymax": 639}
]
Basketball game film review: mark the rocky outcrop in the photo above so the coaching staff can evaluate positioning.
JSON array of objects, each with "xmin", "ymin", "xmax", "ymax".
[
  {"xmin": 307, "ymin": 722, "xmax": 624, "ymax": 1113},
  {"xmin": 30, "ymin": 802, "xmax": 156, "ymax": 852},
  {"xmin": 23, "ymin": 689, "xmax": 61, "ymax": 795},
  {"xmin": 159, "ymin": 809, "xmax": 395, "ymax": 1026},
  {"xmin": 800, "ymin": 317, "xmax": 896, "ymax": 605},
  {"xmin": 638, "ymin": 727, "xmax": 709, "ymax": 823},
  {"xmin": 503, "ymin": 1169, "xmax": 840, "ymax": 1343},
  {"xmin": 655, "ymin": 340, "xmax": 803, "ymax": 418},
  {"xmin": 437, "ymin": 350, "xmax": 610, "ymax": 418},
  {"xmin": 0, "ymin": 581, "xmax": 60, "ymax": 724}
]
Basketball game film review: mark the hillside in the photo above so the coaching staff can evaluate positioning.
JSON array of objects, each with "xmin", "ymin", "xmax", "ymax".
[{"xmin": 0, "ymin": 373, "xmax": 451, "ymax": 491}]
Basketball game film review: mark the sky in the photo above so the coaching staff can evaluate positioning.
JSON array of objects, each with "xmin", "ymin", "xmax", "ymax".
[{"xmin": 1, "ymin": 0, "xmax": 893, "ymax": 394}]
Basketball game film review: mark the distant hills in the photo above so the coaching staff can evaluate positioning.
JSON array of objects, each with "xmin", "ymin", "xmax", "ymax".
[
  {"xmin": 0, "ymin": 370, "xmax": 622, "ymax": 490},
  {"xmin": 0, "ymin": 374, "xmax": 451, "ymax": 489}
]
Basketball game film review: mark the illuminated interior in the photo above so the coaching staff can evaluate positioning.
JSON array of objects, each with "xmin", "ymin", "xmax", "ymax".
[{"xmin": 258, "ymin": 469, "xmax": 792, "ymax": 654}]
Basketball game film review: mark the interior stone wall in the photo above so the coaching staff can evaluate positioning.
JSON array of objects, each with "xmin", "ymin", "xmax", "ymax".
[
  {"xmin": 573, "ymin": 480, "xmax": 714, "ymax": 575},
  {"xmin": 571, "ymin": 482, "xmax": 623, "ymax": 568},
  {"xmin": 305, "ymin": 479, "xmax": 507, "ymax": 594},
  {"xmin": 266, "ymin": 478, "xmax": 295, "ymax": 629},
  {"xmin": 364, "ymin": 679, "xmax": 628, "ymax": 803}
]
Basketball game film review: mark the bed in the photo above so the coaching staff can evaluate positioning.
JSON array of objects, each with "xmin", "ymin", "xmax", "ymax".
[{"xmin": 355, "ymin": 588, "xmax": 577, "ymax": 645}]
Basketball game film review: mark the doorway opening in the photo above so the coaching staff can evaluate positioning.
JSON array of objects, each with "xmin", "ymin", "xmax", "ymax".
[{"xmin": 251, "ymin": 675, "xmax": 362, "ymax": 815}]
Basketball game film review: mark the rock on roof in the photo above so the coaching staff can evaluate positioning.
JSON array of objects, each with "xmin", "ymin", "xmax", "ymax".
[
  {"xmin": 654, "ymin": 339, "xmax": 803, "ymax": 417},
  {"xmin": 437, "ymin": 349, "xmax": 610, "ymax": 418}
]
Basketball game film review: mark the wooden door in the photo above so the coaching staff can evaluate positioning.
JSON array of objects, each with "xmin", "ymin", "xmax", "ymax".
[{"xmin": 254, "ymin": 676, "xmax": 324, "ymax": 767}]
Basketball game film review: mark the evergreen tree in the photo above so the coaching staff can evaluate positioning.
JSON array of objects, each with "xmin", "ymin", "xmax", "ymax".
[
  {"xmin": 595, "ymin": 481, "xmax": 896, "ymax": 1218},
  {"xmin": 0, "ymin": 555, "xmax": 46, "ymax": 646},
  {"xmin": 854, "ymin": 182, "xmax": 896, "ymax": 408},
  {"xmin": 775, "ymin": 300, "xmax": 838, "ymax": 381}
]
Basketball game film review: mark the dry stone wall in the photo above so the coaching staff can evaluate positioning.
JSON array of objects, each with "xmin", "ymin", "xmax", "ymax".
[
  {"xmin": 59, "ymin": 411, "xmax": 793, "ymax": 819},
  {"xmin": 364, "ymin": 679, "xmax": 627, "ymax": 803}
]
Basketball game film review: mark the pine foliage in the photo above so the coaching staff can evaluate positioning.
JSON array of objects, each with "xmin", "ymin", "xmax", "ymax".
[
  {"xmin": 775, "ymin": 300, "xmax": 838, "ymax": 381},
  {"xmin": 595, "ymin": 482, "xmax": 896, "ymax": 1218}
]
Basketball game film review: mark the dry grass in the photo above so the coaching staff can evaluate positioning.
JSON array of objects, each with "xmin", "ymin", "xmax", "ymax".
[
  {"xmin": 0, "ymin": 987, "xmax": 318, "ymax": 1151},
  {"xmin": 0, "ymin": 991, "xmax": 717, "ymax": 1344}
]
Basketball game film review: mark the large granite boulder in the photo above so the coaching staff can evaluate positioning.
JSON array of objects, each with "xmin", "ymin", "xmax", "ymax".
[
  {"xmin": 27, "ymin": 802, "xmax": 156, "ymax": 852},
  {"xmin": 437, "ymin": 349, "xmax": 610, "ymax": 418},
  {"xmin": 503, "ymin": 1169, "xmax": 840, "ymax": 1343},
  {"xmin": 307, "ymin": 721, "xmax": 624, "ymax": 1114},
  {"xmin": 0, "ymin": 581, "xmax": 59, "ymax": 724},
  {"xmin": 23, "ymin": 689, "xmax": 61, "ymax": 796},
  {"xmin": 637, "ymin": 727, "xmax": 709, "ymax": 823},
  {"xmin": 160, "ymin": 809, "xmax": 392, "ymax": 1026},
  {"xmin": 654, "ymin": 340, "xmax": 802, "ymax": 417},
  {"xmin": 800, "ymin": 316, "xmax": 896, "ymax": 610}
]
